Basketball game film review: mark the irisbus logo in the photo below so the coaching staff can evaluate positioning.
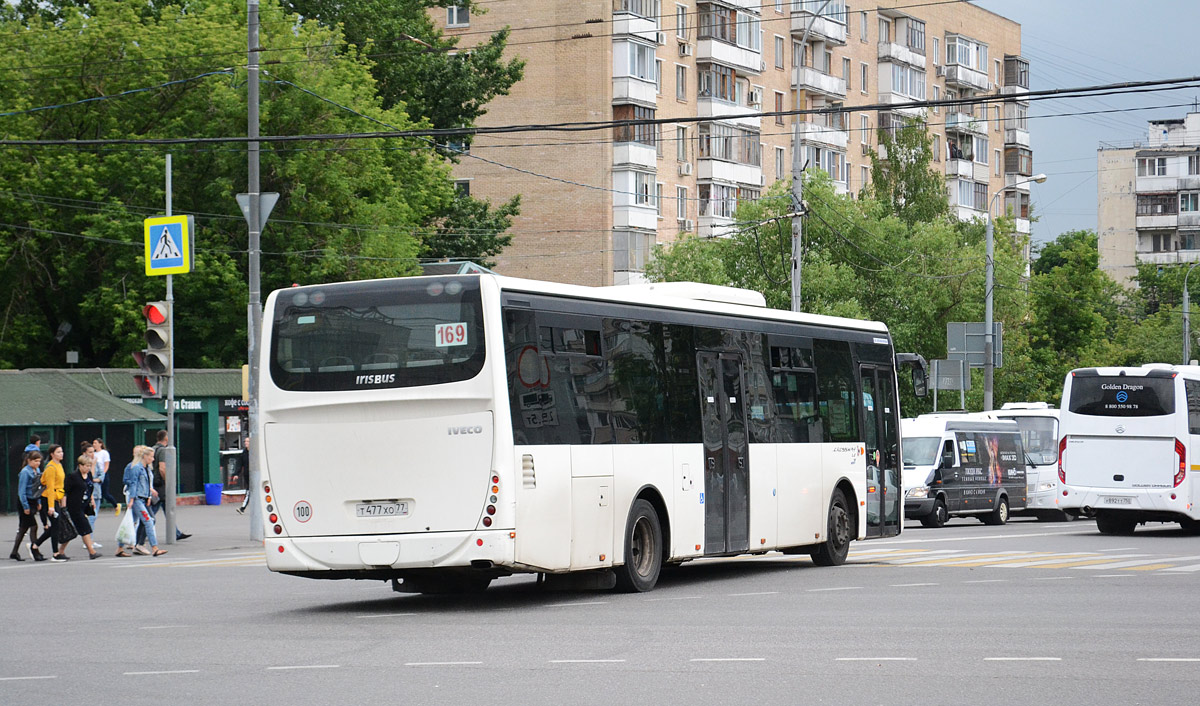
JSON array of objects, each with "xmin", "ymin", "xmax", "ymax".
[{"xmin": 448, "ymin": 425, "xmax": 484, "ymax": 436}]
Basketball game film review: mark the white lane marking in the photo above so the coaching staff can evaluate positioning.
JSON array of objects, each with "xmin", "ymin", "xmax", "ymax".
[
  {"xmin": 885, "ymin": 551, "xmax": 1025, "ymax": 565},
  {"xmin": 850, "ymin": 549, "xmax": 963, "ymax": 559},
  {"xmin": 356, "ymin": 614, "xmax": 415, "ymax": 619},
  {"xmin": 0, "ymin": 676, "xmax": 57, "ymax": 681},
  {"xmin": 1137, "ymin": 658, "xmax": 1200, "ymax": 662},
  {"xmin": 123, "ymin": 670, "xmax": 201, "ymax": 676},
  {"xmin": 984, "ymin": 657, "xmax": 1061, "ymax": 661},
  {"xmin": 644, "ymin": 596, "xmax": 703, "ymax": 602},
  {"xmin": 1078, "ymin": 557, "xmax": 1200, "ymax": 570},
  {"xmin": 690, "ymin": 658, "xmax": 766, "ymax": 662},
  {"xmin": 808, "ymin": 587, "xmax": 862, "ymax": 592},
  {"xmin": 728, "ymin": 591, "xmax": 779, "ymax": 596},
  {"xmin": 266, "ymin": 665, "xmax": 339, "ymax": 671},
  {"xmin": 549, "ymin": 659, "xmax": 626, "ymax": 664},
  {"xmin": 545, "ymin": 601, "xmax": 608, "ymax": 608},
  {"xmin": 1099, "ymin": 547, "xmax": 1139, "ymax": 552},
  {"xmin": 871, "ymin": 529, "xmax": 1084, "ymax": 545},
  {"xmin": 996, "ymin": 554, "xmax": 1141, "ymax": 568},
  {"xmin": 1031, "ymin": 576, "xmax": 1075, "ymax": 581},
  {"xmin": 1093, "ymin": 574, "xmax": 1136, "ymax": 578},
  {"xmin": 835, "ymin": 657, "xmax": 916, "ymax": 662},
  {"xmin": 405, "ymin": 662, "xmax": 483, "ymax": 667},
  {"xmin": 139, "ymin": 625, "xmax": 192, "ymax": 630},
  {"xmin": 963, "ymin": 579, "xmax": 1007, "ymax": 584},
  {"xmin": 1163, "ymin": 563, "xmax": 1200, "ymax": 573},
  {"xmin": 889, "ymin": 583, "xmax": 938, "ymax": 587}
]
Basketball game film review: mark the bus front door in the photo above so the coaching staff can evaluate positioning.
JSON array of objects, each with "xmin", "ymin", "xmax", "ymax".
[
  {"xmin": 861, "ymin": 366, "xmax": 902, "ymax": 538},
  {"xmin": 698, "ymin": 352, "xmax": 750, "ymax": 554}
]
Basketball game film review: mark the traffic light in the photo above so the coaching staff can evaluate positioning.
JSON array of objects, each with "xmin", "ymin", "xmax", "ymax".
[
  {"xmin": 141, "ymin": 301, "xmax": 171, "ymax": 376},
  {"xmin": 131, "ymin": 366, "xmax": 161, "ymax": 399}
]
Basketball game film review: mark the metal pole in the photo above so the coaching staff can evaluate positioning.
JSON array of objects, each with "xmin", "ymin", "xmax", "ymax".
[
  {"xmin": 932, "ymin": 359, "xmax": 938, "ymax": 412},
  {"xmin": 1185, "ymin": 265, "xmax": 1195, "ymax": 365},
  {"xmin": 164, "ymin": 153, "xmax": 177, "ymax": 545},
  {"xmin": 791, "ymin": 0, "xmax": 834, "ymax": 313},
  {"xmin": 984, "ymin": 208, "xmax": 994, "ymax": 412},
  {"xmin": 247, "ymin": 0, "xmax": 264, "ymax": 541},
  {"xmin": 959, "ymin": 359, "xmax": 965, "ymax": 411}
]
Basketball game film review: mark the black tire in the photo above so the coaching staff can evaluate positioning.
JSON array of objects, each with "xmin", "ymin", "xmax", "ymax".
[
  {"xmin": 982, "ymin": 496, "xmax": 1009, "ymax": 526},
  {"xmin": 615, "ymin": 499, "xmax": 663, "ymax": 592},
  {"xmin": 919, "ymin": 499, "xmax": 949, "ymax": 528},
  {"xmin": 405, "ymin": 573, "xmax": 492, "ymax": 595},
  {"xmin": 811, "ymin": 489, "xmax": 853, "ymax": 566},
  {"xmin": 1180, "ymin": 518, "xmax": 1200, "ymax": 534},
  {"xmin": 1037, "ymin": 510, "xmax": 1075, "ymax": 523},
  {"xmin": 1096, "ymin": 513, "xmax": 1137, "ymax": 535}
]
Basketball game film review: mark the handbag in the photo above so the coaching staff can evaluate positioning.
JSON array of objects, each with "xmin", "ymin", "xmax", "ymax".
[
  {"xmin": 115, "ymin": 505, "xmax": 137, "ymax": 546},
  {"xmin": 53, "ymin": 509, "xmax": 78, "ymax": 544}
]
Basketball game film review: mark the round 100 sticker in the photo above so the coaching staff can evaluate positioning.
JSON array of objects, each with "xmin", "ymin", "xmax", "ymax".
[{"xmin": 293, "ymin": 500, "xmax": 313, "ymax": 523}]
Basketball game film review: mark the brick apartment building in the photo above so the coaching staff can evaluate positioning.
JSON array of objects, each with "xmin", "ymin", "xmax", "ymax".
[
  {"xmin": 437, "ymin": 1, "xmax": 1031, "ymax": 286},
  {"xmin": 1098, "ymin": 112, "xmax": 1200, "ymax": 287}
]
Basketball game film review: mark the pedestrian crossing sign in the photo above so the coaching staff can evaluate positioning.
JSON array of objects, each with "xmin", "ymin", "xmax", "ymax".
[{"xmin": 143, "ymin": 215, "xmax": 194, "ymax": 276}]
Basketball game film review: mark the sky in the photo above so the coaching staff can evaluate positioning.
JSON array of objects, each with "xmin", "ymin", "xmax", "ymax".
[{"xmin": 972, "ymin": 0, "xmax": 1200, "ymax": 245}]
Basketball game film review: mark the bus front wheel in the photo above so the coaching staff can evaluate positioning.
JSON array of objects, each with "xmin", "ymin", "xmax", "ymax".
[
  {"xmin": 811, "ymin": 489, "xmax": 852, "ymax": 566},
  {"xmin": 615, "ymin": 499, "xmax": 663, "ymax": 592}
]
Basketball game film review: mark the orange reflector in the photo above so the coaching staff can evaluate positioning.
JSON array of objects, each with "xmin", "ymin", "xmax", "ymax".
[
  {"xmin": 599, "ymin": 554, "xmax": 606, "ymax": 561},
  {"xmin": 492, "ymin": 485, "xmax": 499, "ymax": 493},
  {"xmin": 860, "ymin": 501, "xmax": 865, "ymax": 506},
  {"xmin": 868, "ymin": 486, "xmax": 876, "ymax": 493},
  {"xmin": 760, "ymin": 538, "xmax": 766, "ymax": 545},
  {"xmin": 509, "ymin": 532, "xmax": 516, "ymax": 539},
  {"xmin": 695, "ymin": 544, "xmax": 701, "ymax": 550},
  {"xmin": 265, "ymin": 495, "xmax": 272, "ymax": 503}
]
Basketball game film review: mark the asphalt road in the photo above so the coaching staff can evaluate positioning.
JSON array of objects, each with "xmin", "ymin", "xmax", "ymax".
[{"xmin": 2, "ymin": 507, "xmax": 1198, "ymax": 705}]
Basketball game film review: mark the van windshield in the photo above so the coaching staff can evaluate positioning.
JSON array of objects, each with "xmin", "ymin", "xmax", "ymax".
[
  {"xmin": 1068, "ymin": 376, "xmax": 1174, "ymax": 417},
  {"xmin": 903, "ymin": 436, "xmax": 941, "ymax": 466}
]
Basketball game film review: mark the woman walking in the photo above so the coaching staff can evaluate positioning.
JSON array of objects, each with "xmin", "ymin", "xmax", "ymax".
[
  {"xmin": 116, "ymin": 446, "xmax": 166, "ymax": 558},
  {"xmin": 10, "ymin": 450, "xmax": 44, "ymax": 561},
  {"xmin": 92, "ymin": 438, "xmax": 114, "ymax": 513},
  {"xmin": 64, "ymin": 454, "xmax": 100, "ymax": 559},
  {"xmin": 33, "ymin": 444, "xmax": 71, "ymax": 561}
]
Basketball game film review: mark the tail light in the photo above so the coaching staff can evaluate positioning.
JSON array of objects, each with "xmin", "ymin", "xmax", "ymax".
[
  {"xmin": 1058, "ymin": 436, "xmax": 1067, "ymax": 484},
  {"xmin": 1175, "ymin": 438, "xmax": 1186, "ymax": 488}
]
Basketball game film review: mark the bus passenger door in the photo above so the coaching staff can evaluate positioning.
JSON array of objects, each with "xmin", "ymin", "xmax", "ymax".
[
  {"xmin": 860, "ymin": 366, "xmax": 901, "ymax": 538},
  {"xmin": 697, "ymin": 352, "xmax": 751, "ymax": 554}
]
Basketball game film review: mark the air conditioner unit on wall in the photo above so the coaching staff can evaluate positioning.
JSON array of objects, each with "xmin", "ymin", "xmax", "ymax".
[
  {"xmin": 936, "ymin": 65, "xmax": 946, "ymax": 77},
  {"xmin": 656, "ymin": 31, "xmax": 666, "ymax": 45},
  {"xmin": 861, "ymin": 143, "xmax": 871, "ymax": 156},
  {"xmin": 748, "ymin": 89, "xmax": 762, "ymax": 107},
  {"xmin": 683, "ymin": 219, "xmax": 695, "ymax": 232},
  {"xmin": 679, "ymin": 43, "xmax": 693, "ymax": 57},
  {"xmin": 679, "ymin": 162, "xmax": 693, "ymax": 176}
]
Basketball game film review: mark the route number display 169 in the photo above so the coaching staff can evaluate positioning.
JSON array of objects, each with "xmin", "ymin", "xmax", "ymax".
[{"xmin": 435, "ymin": 322, "xmax": 468, "ymax": 347}]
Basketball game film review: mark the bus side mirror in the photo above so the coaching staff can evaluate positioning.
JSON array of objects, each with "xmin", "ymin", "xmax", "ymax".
[
  {"xmin": 895, "ymin": 353, "xmax": 929, "ymax": 398},
  {"xmin": 912, "ymin": 368, "xmax": 928, "ymax": 398}
]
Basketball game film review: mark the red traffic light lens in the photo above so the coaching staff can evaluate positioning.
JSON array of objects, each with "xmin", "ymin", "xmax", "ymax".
[{"xmin": 144, "ymin": 304, "xmax": 167, "ymax": 325}]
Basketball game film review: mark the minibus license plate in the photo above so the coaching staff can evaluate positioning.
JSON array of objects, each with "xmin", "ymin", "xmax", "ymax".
[
  {"xmin": 1101, "ymin": 496, "xmax": 1133, "ymax": 505},
  {"xmin": 356, "ymin": 501, "xmax": 410, "ymax": 517}
]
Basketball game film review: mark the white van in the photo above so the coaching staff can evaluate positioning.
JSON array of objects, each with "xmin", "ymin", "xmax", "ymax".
[
  {"xmin": 1059, "ymin": 365, "xmax": 1200, "ymax": 534},
  {"xmin": 902, "ymin": 415, "xmax": 1027, "ymax": 527},
  {"xmin": 992, "ymin": 403, "xmax": 1069, "ymax": 521}
]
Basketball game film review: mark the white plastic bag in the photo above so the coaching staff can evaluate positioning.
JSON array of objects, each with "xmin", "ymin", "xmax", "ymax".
[{"xmin": 115, "ymin": 506, "xmax": 136, "ymax": 546}]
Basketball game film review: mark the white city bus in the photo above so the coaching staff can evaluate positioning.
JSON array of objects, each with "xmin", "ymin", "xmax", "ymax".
[
  {"xmin": 1059, "ymin": 365, "xmax": 1200, "ymax": 534},
  {"xmin": 256, "ymin": 274, "xmax": 925, "ymax": 592},
  {"xmin": 993, "ymin": 403, "xmax": 1068, "ymax": 521}
]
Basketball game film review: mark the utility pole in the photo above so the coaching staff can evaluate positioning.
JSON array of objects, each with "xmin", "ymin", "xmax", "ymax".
[
  {"xmin": 1185, "ymin": 263, "xmax": 1198, "ymax": 364},
  {"xmin": 164, "ymin": 153, "xmax": 177, "ymax": 544},
  {"xmin": 246, "ymin": 0, "xmax": 264, "ymax": 541},
  {"xmin": 791, "ymin": 0, "xmax": 834, "ymax": 312}
]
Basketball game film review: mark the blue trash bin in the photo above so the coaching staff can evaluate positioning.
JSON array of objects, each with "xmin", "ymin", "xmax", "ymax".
[{"xmin": 204, "ymin": 483, "xmax": 224, "ymax": 506}]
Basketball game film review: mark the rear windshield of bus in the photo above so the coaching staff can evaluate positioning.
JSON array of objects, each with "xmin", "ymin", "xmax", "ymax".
[
  {"xmin": 1067, "ymin": 376, "xmax": 1174, "ymax": 417},
  {"xmin": 268, "ymin": 277, "xmax": 486, "ymax": 392},
  {"xmin": 998, "ymin": 416, "xmax": 1058, "ymax": 464}
]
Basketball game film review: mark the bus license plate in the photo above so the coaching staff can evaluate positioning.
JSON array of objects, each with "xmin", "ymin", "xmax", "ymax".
[
  {"xmin": 1102, "ymin": 496, "xmax": 1133, "ymax": 505},
  {"xmin": 356, "ymin": 501, "xmax": 410, "ymax": 517}
]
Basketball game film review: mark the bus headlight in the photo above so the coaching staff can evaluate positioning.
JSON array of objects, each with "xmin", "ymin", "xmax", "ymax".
[
  {"xmin": 906, "ymin": 486, "xmax": 929, "ymax": 499},
  {"xmin": 1038, "ymin": 482, "xmax": 1056, "ymax": 492}
]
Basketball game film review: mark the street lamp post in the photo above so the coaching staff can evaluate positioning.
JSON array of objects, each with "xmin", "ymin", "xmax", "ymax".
[
  {"xmin": 984, "ymin": 173, "xmax": 1046, "ymax": 411},
  {"xmin": 1184, "ymin": 263, "xmax": 1200, "ymax": 364}
]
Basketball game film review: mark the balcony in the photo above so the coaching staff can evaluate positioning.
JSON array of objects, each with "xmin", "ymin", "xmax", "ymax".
[
  {"xmin": 1000, "ymin": 84, "xmax": 1029, "ymax": 98},
  {"xmin": 1180, "ymin": 176, "xmax": 1200, "ymax": 191},
  {"xmin": 792, "ymin": 66, "xmax": 847, "ymax": 99},
  {"xmin": 611, "ymin": 11, "xmax": 656, "ymax": 43},
  {"xmin": 698, "ymin": 214, "xmax": 736, "ymax": 238},
  {"xmin": 1182, "ymin": 212, "xmax": 1200, "ymax": 228},
  {"xmin": 1004, "ymin": 173, "xmax": 1037, "ymax": 190},
  {"xmin": 722, "ymin": 0, "xmax": 762, "ymax": 10},
  {"xmin": 697, "ymin": 38, "xmax": 762, "ymax": 76},
  {"xmin": 697, "ymin": 159, "xmax": 762, "ymax": 186},
  {"xmin": 1135, "ymin": 175, "xmax": 1177, "ymax": 193},
  {"xmin": 944, "ymin": 64, "xmax": 991, "ymax": 92},
  {"xmin": 612, "ymin": 76, "xmax": 657, "ymax": 106},
  {"xmin": 1136, "ymin": 214, "xmax": 1178, "ymax": 230},
  {"xmin": 877, "ymin": 42, "xmax": 926, "ymax": 69},
  {"xmin": 613, "ymin": 142, "xmax": 658, "ymax": 169},
  {"xmin": 795, "ymin": 120, "xmax": 848, "ymax": 151},
  {"xmin": 1004, "ymin": 128, "xmax": 1031, "ymax": 148},
  {"xmin": 945, "ymin": 112, "xmax": 988, "ymax": 135},
  {"xmin": 697, "ymin": 97, "xmax": 760, "ymax": 130},
  {"xmin": 790, "ymin": 11, "xmax": 847, "ymax": 45},
  {"xmin": 946, "ymin": 159, "xmax": 973, "ymax": 179},
  {"xmin": 1014, "ymin": 218, "xmax": 1031, "ymax": 235},
  {"xmin": 1137, "ymin": 250, "xmax": 1200, "ymax": 266}
]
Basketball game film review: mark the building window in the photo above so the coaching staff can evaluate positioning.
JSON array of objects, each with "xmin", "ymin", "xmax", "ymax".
[
  {"xmin": 698, "ymin": 122, "xmax": 761, "ymax": 166},
  {"xmin": 447, "ymin": 4, "xmax": 469, "ymax": 27},
  {"xmin": 878, "ymin": 18, "xmax": 890, "ymax": 43},
  {"xmin": 860, "ymin": 114, "xmax": 870, "ymax": 144},
  {"xmin": 1137, "ymin": 157, "xmax": 1167, "ymax": 177},
  {"xmin": 676, "ymin": 186, "xmax": 688, "ymax": 221},
  {"xmin": 932, "ymin": 85, "xmax": 940, "ymax": 113},
  {"xmin": 634, "ymin": 171, "xmax": 654, "ymax": 205},
  {"xmin": 861, "ymin": 165, "xmax": 870, "ymax": 192},
  {"xmin": 792, "ymin": 41, "xmax": 802, "ymax": 68},
  {"xmin": 891, "ymin": 64, "xmax": 926, "ymax": 100},
  {"xmin": 774, "ymin": 91, "xmax": 785, "ymax": 125},
  {"xmin": 804, "ymin": 145, "xmax": 846, "ymax": 184},
  {"xmin": 699, "ymin": 183, "xmax": 738, "ymax": 218},
  {"xmin": 655, "ymin": 182, "xmax": 665, "ymax": 217},
  {"xmin": 995, "ymin": 58, "xmax": 1002, "ymax": 87},
  {"xmin": 614, "ymin": 105, "xmax": 657, "ymax": 147},
  {"xmin": 860, "ymin": 11, "xmax": 868, "ymax": 42},
  {"xmin": 957, "ymin": 180, "xmax": 973, "ymax": 207},
  {"xmin": 907, "ymin": 20, "xmax": 925, "ymax": 52},
  {"xmin": 676, "ymin": 4, "xmax": 688, "ymax": 39},
  {"xmin": 946, "ymin": 35, "xmax": 988, "ymax": 71},
  {"xmin": 776, "ymin": 0, "xmax": 785, "ymax": 11},
  {"xmin": 1005, "ymin": 190, "xmax": 1031, "ymax": 219},
  {"xmin": 655, "ymin": 59, "xmax": 663, "ymax": 94},
  {"xmin": 698, "ymin": 3, "xmax": 760, "ymax": 51},
  {"xmin": 842, "ymin": 57, "xmax": 851, "ymax": 89},
  {"xmin": 860, "ymin": 62, "xmax": 868, "ymax": 94},
  {"xmin": 1137, "ymin": 193, "xmax": 1178, "ymax": 216},
  {"xmin": 676, "ymin": 64, "xmax": 688, "ymax": 101},
  {"xmin": 775, "ymin": 36, "xmax": 785, "ymax": 69},
  {"xmin": 776, "ymin": 146, "xmax": 786, "ymax": 179},
  {"xmin": 699, "ymin": 63, "xmax": 737, "ymax": 102},
  {"xmin": 677, "ymin": 126, "xmax": 688, "ymax": 161},
  {"xmin": 1182, "ymin": 192, "xmax": 1200, "ymax": 213},
  {"xmin": 1004, "ymin": 146, "xmax": 1032, "ymax": 176},
  {"xmin": 975, "ymin": 136, "xmax": 988, "ymax": 164},
  {"xmin": 613, "ymin": 230, "xmax": 654, "ymax": 272},
  {"xmin": 932, "ymin": 37, "xmax": 939, "ymax": 66},
  {"xmin": 932, "ymin": 134, "xmax": 940, "ymax": 162},
  {"xmin": 621, "ymin": 40, "xmax": 656, "ymax": 81},
  {"xmin": 973, "ymin": 182, "xmax": 988, "ymax": 211},
  {"xmin": 994, "ymin": 149, "xmax": 1001, "ymax": 176},
  {"xmin": 454, "ymin": 179, "xmax": 471, "ymax": 197}
]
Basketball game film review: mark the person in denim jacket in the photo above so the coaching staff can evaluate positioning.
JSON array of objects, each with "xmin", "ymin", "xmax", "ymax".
[
  {"xmin": 115, "ymin": 446, "xmax": 166, "ymax": 558},
  {"xmin": 10, "ymin": 451, "xmax": 45, "ymax": 561}
]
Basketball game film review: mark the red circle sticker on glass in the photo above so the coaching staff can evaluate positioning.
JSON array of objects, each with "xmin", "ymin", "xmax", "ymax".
[{"xmin": 293, "ymin": 500, "xmax": 313, "ymax": 523}]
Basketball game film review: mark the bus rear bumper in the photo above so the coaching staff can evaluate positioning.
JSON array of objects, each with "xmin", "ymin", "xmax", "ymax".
[
  {"xmin": 1060, "ymin": 487, "xmax": 1186, "ymax": 516},
  {"xmin": 265, "ymin": 530, "xmax": 516, "ymax": 575}
]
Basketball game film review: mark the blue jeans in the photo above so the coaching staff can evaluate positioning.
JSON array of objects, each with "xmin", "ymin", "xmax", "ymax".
[{"xmin": 130, "ymin": 498, "xmax": 157, "ymax": 548}]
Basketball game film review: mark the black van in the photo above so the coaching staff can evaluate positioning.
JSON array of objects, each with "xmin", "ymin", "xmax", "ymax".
[{"xmin": 902, "ymin": 417, "xmax": 1028, "ymax": 528}]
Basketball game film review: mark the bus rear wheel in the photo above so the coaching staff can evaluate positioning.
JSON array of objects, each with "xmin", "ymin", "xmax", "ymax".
[
  {"xmin": 811, "ymin": 489, "xmax": 852, "ymax": 566},
  {"xmin": 615, "ymin": 499, "xmax": 663, "ymax": 592}
]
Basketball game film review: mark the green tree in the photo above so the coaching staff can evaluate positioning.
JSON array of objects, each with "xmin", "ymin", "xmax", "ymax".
[
  {"xmin": 0, "ymin": 0, "xmax": 460, "ymax": 369},
  {"xmin": 866, "ymin": 118, "xmax": 949, "ymax": 226}
]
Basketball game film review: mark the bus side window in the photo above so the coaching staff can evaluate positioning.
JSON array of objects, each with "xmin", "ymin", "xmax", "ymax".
[{"xmin": 939, "ymin": 439, "xmax": 955, "ymax": 469}]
